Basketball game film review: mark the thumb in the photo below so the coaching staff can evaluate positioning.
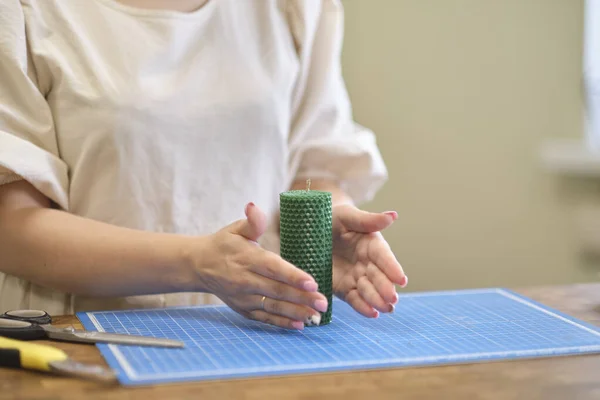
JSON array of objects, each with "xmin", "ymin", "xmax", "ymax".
[
  {"xmin": 229, "ymin": 202, "xmax": 268, "ymax": 242},
  {"xmin": 335, "ymin": 205, "xmax": 398, "ymax": 234}
]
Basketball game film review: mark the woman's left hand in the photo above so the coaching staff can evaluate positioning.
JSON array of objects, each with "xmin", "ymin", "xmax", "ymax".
[{"xmin": 332, "ymin": 204, "xmax": 407, "ymax": 318}]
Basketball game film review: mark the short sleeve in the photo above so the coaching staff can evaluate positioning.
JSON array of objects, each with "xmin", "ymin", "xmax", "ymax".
[
  {"xmin": 285, "ymin": 0, "xmax": 388, "ymax": 205},
  {"xmin": 0, "ymin": 0, "xmax": 69, "ymax": 209}
]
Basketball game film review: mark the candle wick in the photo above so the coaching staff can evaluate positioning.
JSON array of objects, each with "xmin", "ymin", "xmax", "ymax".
[{"xmin": 306, "ymin": 179, "xmax": 311, "ymax": 191}]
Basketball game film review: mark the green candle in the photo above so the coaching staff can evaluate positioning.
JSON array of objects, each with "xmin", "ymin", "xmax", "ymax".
[{"xmin": 279, "ymin": 180, "xmax": 333, "ymax": 326}]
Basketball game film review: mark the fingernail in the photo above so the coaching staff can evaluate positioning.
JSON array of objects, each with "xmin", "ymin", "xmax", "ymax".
[
  {"xmin": 388, "ymin": 303, "xmax": 395, "ymax": 313},
  {"xmin": 373, "ymin": 310, "xmax": 380, "ymax": 318},
  {"xmin": 400, "ymin": 275, "xmax": 408, "ymax": 288},
  {"xmin": 305, "ymin": 314, "xmax": 321, "ymax": 327},
  {"xmin": 292, "ymin": 321, "xmax": 304, "ymax": 330},
  {"xmin": 393, "ymin": 292, "xmax": 399, "ymax": 304},
  {"xmin": 303, "ymin": 280, "xmax": 318, "ymax": 292},
  {"xmin": 314, "ymin": 299, "xmax": 328, "ymax": 312},
  {"xmin": 244, "ymin": 202, "xmax": 255, "ymax": 215},
  {"xmin": 384, "ymin": 211, "xmax": 398, "ymax": 220}
]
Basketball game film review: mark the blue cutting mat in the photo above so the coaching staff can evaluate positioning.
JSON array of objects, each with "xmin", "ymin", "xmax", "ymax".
[{"xmin": 77, "ymin": 288, "xmax": 600, "ymax": 386}]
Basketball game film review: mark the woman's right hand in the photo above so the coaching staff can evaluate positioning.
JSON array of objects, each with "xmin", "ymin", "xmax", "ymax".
[{"xmin": 193, "ymin": 202, "xmax": 328, "ymax": 330}]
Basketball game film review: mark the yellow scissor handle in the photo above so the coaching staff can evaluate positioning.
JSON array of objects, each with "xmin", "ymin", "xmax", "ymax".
[{"xmin": 0, "ymin": 336, "xmax": 68, "ymax": 372}]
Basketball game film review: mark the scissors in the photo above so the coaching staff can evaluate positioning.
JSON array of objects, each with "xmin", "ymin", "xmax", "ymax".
[
  {"xmin": 0, "ymin": 309, "xmax": 184, "ymax": 348},
  {"xmin": 0, "ymin": 336, "xmax": 118, "ymax": 383}
]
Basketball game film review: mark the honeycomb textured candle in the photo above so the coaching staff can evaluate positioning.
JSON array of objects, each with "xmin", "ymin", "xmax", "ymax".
[{"xmin": 279, "ymin": 190, "xmax": 333, "ymax": 325}]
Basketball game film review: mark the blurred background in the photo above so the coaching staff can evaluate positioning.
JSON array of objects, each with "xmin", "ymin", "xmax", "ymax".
[{"xmin": 340, "ymin": 0, "xmax": 600, "ymax": 291}]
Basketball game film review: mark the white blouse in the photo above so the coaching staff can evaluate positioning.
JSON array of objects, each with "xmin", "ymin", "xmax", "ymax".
[{"xmin": 0, "ymin": 0, "xmax": 388, "ymax": 315}]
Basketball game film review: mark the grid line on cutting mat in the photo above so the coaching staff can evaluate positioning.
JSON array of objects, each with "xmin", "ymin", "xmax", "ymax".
[{"xmin": 77, "ymin": 288, "xmax": 600, "ymax": 386}]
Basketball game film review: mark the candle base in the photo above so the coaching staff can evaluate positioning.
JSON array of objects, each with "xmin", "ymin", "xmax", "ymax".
[{"xmin": 279, "ymin": 190, "xmax": 333, "ymax": 326}]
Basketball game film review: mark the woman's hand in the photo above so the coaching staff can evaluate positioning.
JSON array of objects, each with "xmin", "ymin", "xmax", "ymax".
[
  {"xmin": 194, "ymin": 202, "xmax": 327, "ymax": 330},
  {"xmin": 332, "ymin": 204, "xmax": 407, "ymax": 318}
]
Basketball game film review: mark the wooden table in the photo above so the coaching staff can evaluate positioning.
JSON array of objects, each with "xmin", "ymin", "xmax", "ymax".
[{"xmin": 1, "ymin": 284, "xmax": 600, "ymax": 400}]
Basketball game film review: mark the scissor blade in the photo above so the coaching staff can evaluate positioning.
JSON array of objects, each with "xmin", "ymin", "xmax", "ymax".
[
  {"xmin": 74, "ymin": 331, "xmax": 185, "ymax": 348},
  {"xmin": 44, "ymin": 326, "xmax": 184, "ymax": 348},
  {"xmin": 50, "ymin": 359, "xmax": 118, "ymax": 383}
]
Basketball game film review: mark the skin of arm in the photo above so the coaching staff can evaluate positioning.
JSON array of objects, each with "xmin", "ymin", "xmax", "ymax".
[{"xmin": 0, "ymin": 180, "xmax": 199, "ymax": 297}]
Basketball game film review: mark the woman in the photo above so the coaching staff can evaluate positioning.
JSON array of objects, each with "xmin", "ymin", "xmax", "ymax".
[{"xmin": 0, "ymin": 0, "xmax": 407, "ymax": 330}]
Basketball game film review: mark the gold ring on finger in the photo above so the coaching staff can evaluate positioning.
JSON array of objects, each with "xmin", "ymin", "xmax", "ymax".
[{"xmin": 261, "ymin": 295, "xmax": 267, "ymax": 310}]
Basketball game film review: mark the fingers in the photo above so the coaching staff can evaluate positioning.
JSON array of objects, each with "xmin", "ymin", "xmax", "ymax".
[
  {"xmin": 259, "ymin": 296, "xmax": 322, "ymax": 327},
  {"xmin": 345, "ymin": 289, "xmax": 378, "ymax": 318},
  {"xmin": 357, "ymin": 276, "xmax": 393, "ymax": 313},
  {"xmin": 243, "ymin": 295, "xmax": 322, "ymax": 330},
  {"xmin": 366, "ymin": 263, "xmax": 398, "ymax": 305},
  {"xmin": 243, "ymin": 272, "xmax": 328, "ymax": 313},
  {"xmin": 247, "ymin": 309, "xmax": 305, "ymax": 330},
  {"xmin": 335, "ymin": 204, "xmax": 397, "ymax": 234},
  {"xmin": 249, "ymin": 250, "xmax": 320, "ymax": 293},
  {"xmin": 230, "ymin": 202, "xmax": 267, "ymax": 242},
  {"xmin": 368, "ymin": 238, "xmax": 406, "ymax": 286}
]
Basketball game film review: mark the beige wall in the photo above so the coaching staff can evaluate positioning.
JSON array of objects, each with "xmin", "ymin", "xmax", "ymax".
[{"xmin": 341, "ymin": 0, "xmax": 599, "ymax": 291}]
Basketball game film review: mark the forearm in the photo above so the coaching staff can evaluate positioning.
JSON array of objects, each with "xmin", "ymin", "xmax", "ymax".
[{"xmin": 0, "ymin": 206, "xmax": 196, "ymax": 297}]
